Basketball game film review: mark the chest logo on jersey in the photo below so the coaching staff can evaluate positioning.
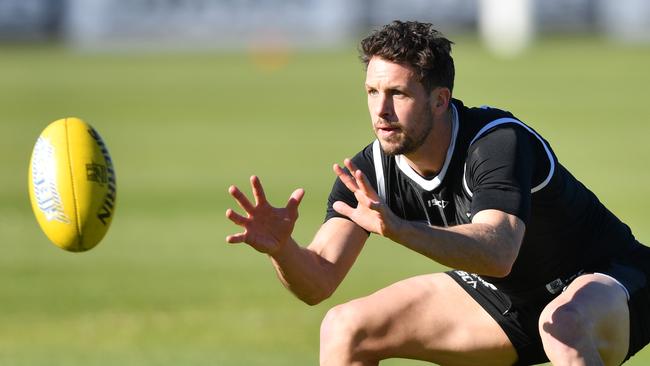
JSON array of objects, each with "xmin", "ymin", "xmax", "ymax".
[{"xmin": 426, "ymin": 197, "xmax": 448, "ymax": 209}]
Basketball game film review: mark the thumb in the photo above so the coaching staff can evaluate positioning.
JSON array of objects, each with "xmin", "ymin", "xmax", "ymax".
[
  {"xmin": 332, "ymin": 201, "xmax": 355, "ymax": 218},
  {"xmin": 286, "ymin": 188, "xmax": 305, "ymax": 211}
]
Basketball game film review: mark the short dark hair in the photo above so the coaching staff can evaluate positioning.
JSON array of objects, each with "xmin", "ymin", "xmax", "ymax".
[{"xmin": 360, "ymin": 20, "xmax": 455, "ymax": 93}]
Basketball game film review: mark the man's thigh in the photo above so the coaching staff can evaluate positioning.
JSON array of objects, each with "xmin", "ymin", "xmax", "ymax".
[{"xmin": 324, "ymin": 272, "xmax": 518, "ymax": 366}]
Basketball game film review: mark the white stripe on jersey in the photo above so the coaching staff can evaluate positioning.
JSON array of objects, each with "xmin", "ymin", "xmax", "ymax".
[{"xmin": 372, "ymin": 139, "xmax": 386, "ymax": 202}]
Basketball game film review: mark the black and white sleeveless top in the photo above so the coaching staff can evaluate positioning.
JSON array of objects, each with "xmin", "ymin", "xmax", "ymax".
[{"xmin": 326, "ymin": 98, "xmax": 636, "ymax": 297}]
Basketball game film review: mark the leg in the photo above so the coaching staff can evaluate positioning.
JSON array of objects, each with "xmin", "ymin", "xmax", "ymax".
[
  {"xmin": 538, "ymin": 274, "xmax": 630, "ymax": 366},
  {"xmin": 319, "ymin": 273, "xmax": 518, "ymax": 366}
]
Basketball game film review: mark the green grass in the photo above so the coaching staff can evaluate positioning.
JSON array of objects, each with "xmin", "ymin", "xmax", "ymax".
[{"xmin": 1, "ymin": 36, "xmax": 650, "ymax": 365}]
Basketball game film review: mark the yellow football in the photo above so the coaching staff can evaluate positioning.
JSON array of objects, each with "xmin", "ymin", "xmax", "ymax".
[{"xmin": 28, "ymin": 118, "xmax": 116, "ymax": 252}]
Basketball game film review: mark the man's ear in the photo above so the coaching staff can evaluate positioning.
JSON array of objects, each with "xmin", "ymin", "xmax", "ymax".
[{"xmin": 431, "ymin": 87, "xmax": 451, "ymax": 113}]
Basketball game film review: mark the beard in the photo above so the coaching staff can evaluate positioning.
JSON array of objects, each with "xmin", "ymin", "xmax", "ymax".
[{"xmin": 377, "ymin": 107, "xmax": 434, "ymax": 156}]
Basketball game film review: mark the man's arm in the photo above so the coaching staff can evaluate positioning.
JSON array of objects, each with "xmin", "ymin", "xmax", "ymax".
[
  {"xmin": 226, "ymin": 176, "xmax": 368, "ymax": 305},
  {"xmin": 333, "ymin": 159, "xmax": 524, "ymax": 277},
  {"xmin": 387, "ymin": 209, "xmax": 524, "ymax": 277},
  {"xmin": 269, "ymin": 218, "xmax": 368, "ymax": 305}
]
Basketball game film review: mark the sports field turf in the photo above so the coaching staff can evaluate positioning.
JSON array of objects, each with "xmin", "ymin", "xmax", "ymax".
[{"xmin": 1, "ymin": 36, "xmax": 649, "ymax": 365}]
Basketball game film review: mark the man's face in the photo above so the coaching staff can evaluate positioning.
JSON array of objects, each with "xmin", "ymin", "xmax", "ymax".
[{"xmin": 365, "ymin": 56, "xmax": 434, "ymax": 156}]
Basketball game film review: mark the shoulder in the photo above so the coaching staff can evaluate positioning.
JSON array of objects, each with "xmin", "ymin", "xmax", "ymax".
[
  {"xmin": 452, "ymin": 100, "xmax": 550, "ymax": 155},
  {"xmin": 469, "ymin": 124, "xmax": 532, "ymax": 155},
  {"xmin": 461, "ymin": 117, "xmax": 557, "ymax": 196},
  {"xmin": 453, "ymin": 100, "xmax": 518, "ymax": 131}
]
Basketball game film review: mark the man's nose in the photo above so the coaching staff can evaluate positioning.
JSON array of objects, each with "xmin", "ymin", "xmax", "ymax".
[{"xmin": 376, "ymin": 95, "xmax": 394, "ymax": 120}]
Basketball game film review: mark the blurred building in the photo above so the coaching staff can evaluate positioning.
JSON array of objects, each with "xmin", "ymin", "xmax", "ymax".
[
  {"xmin": 0, "ymin": 0, "xmax": 64, "ymax": 40},
  {"xmin": 0, "ymin": 0, "xmax": 648, "ymax": 50}
]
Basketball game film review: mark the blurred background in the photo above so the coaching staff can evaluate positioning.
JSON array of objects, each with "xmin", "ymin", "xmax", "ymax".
[{"xmin": 1, "ymin": 0, "xmax": 649, "ymax": 365}]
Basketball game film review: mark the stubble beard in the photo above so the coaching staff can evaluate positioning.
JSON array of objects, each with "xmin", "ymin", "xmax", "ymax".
[{"xmin": 378, "ymin": 108, "xmax": 434, "ymax": 156}]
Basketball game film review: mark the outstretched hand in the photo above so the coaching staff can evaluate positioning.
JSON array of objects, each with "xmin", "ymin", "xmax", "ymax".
[
  {"xmin": 332, "ymin": 159, "xmax": 399, "ymax": 238},
  {"xmin": 226, "ymin": 176, "xmax": 304, "ymax": 255}
]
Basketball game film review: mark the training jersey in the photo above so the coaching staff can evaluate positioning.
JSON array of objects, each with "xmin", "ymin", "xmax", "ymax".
[{"xmin": 325, "ymin": 98, "xmax": 637, "ymax": 301}]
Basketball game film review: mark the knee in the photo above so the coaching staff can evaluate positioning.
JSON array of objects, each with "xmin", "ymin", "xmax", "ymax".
[
  {"xmin": 320, "ymin": 300, "xmax": 374, "ymax": 362},
  {"xmin": 320, "ymin": 302, "xmax": 366, "ymax": 350},
  {"xmin": 539, "ymin": 302, "xmax": 593, "ymax": 354}
]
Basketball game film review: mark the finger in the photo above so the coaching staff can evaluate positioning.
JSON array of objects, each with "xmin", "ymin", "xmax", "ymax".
[
  {"xmin": 250, "ymin": 175, "xmax": 267, "ymax": 205},
  {"xmin": 229, "ymin": 185, "xmax": 255, "ymax": 212},
  {"xmin": 286, "ymin": 188, "xmax": 305, "ymax": 211},
  {"xmin": 354, "ymin": 169, "xmax": 380, "ymax": 201},
  {"xmin": 332, "ymin": 201, "xmax": 355, "ymax": 218},
  {"xmin": 343, "ymin": 158, "xmax": 360, "ymax": 175},
  {"xmin": 226, "ymin": 233, "xmax": 246, "ymax": 243},
  {"xmin": 343, "ymin": 158, "xmax": 365, "ymax": 192},
  {"xmin": 226, "ymin": 208, "xmax": 250, "ymax": 226},
  {"xmin": 333, "ymin": 163, "xmax": 359, "ymax": 193}
]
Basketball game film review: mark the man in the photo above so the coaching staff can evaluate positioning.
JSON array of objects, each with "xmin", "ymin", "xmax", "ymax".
[{"xmin": 225, "ymin": 21, "xmax": 650, "ymax": 365}]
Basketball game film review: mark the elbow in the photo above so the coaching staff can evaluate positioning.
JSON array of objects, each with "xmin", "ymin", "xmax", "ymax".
[
  {"xmin": 486, "ymin": 261, "xmax": 513, "ymax": 278},
  {"xmin": 297, "ymin": 282, "xmax": 336, "ymax": 306},
  {"xmin": 303, "ymin": 298, "xmax": 322, "ymax": 306},
  {"xmin": 485, "ymin": 247, "xmax": 518, "ymax": 278},
  {"xmin": 300, "ymin": 288, "xmax": 334, "ymax": 306},
  {"xmin": 302, "ymin": 293, "xmax": 330, "ymax": 306}
]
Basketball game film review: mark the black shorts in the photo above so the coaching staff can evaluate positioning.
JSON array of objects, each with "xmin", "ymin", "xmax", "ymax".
[{"xmin": 447, "ymin": 242, "xmax": 650, "ymax": 366}]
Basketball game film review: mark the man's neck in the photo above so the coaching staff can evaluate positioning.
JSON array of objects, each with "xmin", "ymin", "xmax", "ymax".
[{"xmin": 402, "ymin": 108, "xmax": 453, "ymax": 178}]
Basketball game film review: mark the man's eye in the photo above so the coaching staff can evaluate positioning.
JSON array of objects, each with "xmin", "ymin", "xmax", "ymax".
[{"xmin": 367, "ymin": 89, "xmax": 378, "ymax": 96}]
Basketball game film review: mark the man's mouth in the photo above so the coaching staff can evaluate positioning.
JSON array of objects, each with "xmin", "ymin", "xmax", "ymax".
[{"xmin": 376, "ymin": 125, "xmax": 400, "ymax": 137}]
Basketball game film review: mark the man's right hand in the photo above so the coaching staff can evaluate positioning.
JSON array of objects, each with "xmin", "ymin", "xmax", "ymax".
[
  {"xmin": 226, "ymin": 175, "xmax": 305, "ymax": 255},
  {"xmin": 332, "ymin": 159, "xmax": 401, "ymax": 239}
]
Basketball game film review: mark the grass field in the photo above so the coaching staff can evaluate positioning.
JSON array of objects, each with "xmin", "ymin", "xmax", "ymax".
[{"xmin": 1, "ymin": 36, "xmax": 650, "ymax": 365}]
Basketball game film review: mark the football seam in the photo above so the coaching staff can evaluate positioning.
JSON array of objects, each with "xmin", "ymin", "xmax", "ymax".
[{"xmin": 64, "ymin": 118, "xmax": 83, "ymax": 250}]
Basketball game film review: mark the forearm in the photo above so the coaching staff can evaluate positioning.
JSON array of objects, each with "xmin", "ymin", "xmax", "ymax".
[
  {"xmin": 268, "ymin": 238, "xmax": 337, "ymax": 305},
  {"xmin": 388, "ymin": 216, "xmax": 521, "ymax": 277}
]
